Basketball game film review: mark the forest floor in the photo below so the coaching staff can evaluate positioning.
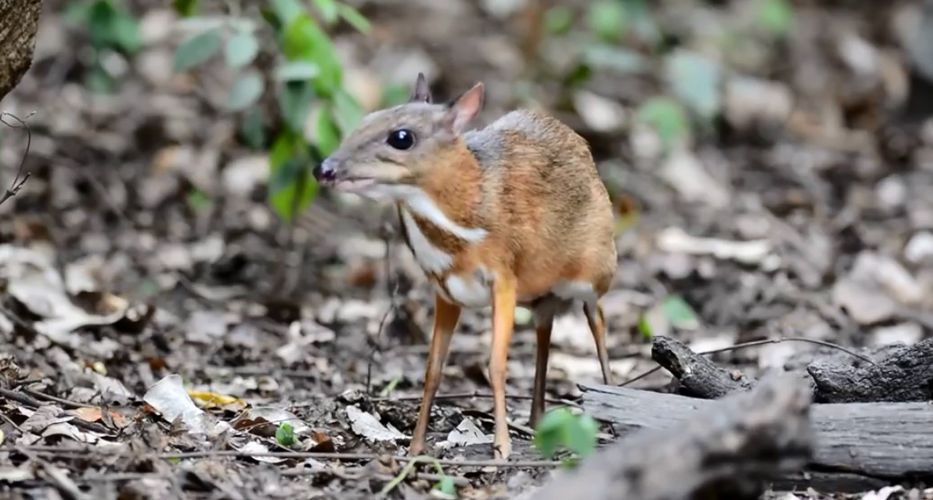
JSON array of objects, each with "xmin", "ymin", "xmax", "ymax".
[{"xmin": 1, "ymin": 1, "xmax": 932, "ymax": 499}]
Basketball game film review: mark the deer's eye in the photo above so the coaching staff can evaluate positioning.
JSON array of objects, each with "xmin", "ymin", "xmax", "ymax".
[{"xmin": 387, "ymin": 129, "xmax": 415, "ymax": 150}]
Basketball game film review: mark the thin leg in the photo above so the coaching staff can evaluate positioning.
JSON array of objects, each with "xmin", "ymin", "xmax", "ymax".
[
  {"xmin": 409, "ymin": 293, "xmax": 461, "ymax": 456},
  {"xmin": 530, "ymin": 313, "xmax": 553, "ymax": 427},
  {"xmin": 490, "ymin": 274, "xmax": 517, "ymax": 460},
  {"xmin": 584, "ymin": 301, "xmax": 612, "ymax": 384}
]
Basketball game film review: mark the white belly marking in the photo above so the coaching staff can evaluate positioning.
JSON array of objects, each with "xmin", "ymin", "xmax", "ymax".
[
  {"xmin": 445, "ymin": 273, "xmax": 491, "ymax": 308},
  {"xmin": 401, "ymin": 208, "xmax": 452, "ymax": 274},
  {"xmin": 551, "ymin": 280, "xmax": 597, "ymax": 302}
]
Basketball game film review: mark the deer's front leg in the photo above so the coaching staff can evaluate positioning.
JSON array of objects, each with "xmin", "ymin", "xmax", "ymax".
[{"xmin": 410, "ymin": 293, "xmax": 461, "ymax": 455}]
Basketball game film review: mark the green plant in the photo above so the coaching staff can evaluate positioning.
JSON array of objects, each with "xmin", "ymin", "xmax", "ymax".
[
  {"xmin": 65, "ymin": 0, "xmax": 142, "ymax": 92},
  {"xmin": 533, "ymin": 407, "xmax": 598, "ymax": 464},
  {"xmin": 379, "ymin": 455, "xmax": 457, "ymax": 498},
  {"xmin": 637, "ymin": 294, "xmax": 700, "ymax": 339},
  {"xmin": 635, "ymin": 97, "xmax": 690, "ymax": 151},
  {"xmin": 276, "ymin": 421, "xmax": 296, "ymax": 446},
  {"xmin": 173, "ymin": 0, "xmax": 369, "ymax": 221}
]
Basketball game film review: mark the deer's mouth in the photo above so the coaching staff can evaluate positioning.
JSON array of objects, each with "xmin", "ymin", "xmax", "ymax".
[{"xmin": 332, "ymin": 177, "xmax": 377, "ymax": 192}]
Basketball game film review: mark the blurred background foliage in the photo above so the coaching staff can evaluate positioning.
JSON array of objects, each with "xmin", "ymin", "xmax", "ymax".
[{"xmin": 43, "ymin": 0, "xmax": 933, "ymax": 230}]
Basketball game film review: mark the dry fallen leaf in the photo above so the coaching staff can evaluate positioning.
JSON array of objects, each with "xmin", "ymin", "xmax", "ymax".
[
  {"xmin": 188, "ymin": 390, "xmax": 247, "ymax": 410},
  {"xmin": 237, "ymin": 441, "xmax": 285, "ymax": 464},
  {"xmin": 143, "ymin": 374, "xmax": 210, "ymax": 434},
  {"xmin": 439, "ymin": 417, "xmax": 492, "ymax": 449},
  {"xmin": 345, "ymin": 405, "xmax": 407, "ymax": 442}
]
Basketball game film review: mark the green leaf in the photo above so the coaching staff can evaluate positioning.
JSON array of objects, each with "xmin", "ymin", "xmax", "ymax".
[
  {"xmin": 565, "ymin": 414, "xmax": 598, "ymax": 457},
  {"xmin": 269, "ymin": 131, "xmax": 318, "ymax": 221},
  {"xmin": 381, "ymin": 83, "xmax": 409, "ymax": 107},
  {"xmin": 544, "ymin": 6, "xmax": 574, "ymax": 35},
  {"xmin": 337, "ymin": 3, "xmax": 371, "ymax": 33},
  {"xmin": 637, "ymin": 313, "xmax": 653, "ymax": 340},
  {"xmin": 186, "ymin": 188, "xmax": 212, "ymax": 211},
  {"xmin": 276, "ymin": 422, "xmax": 296, "ymax": 446},
  {"xmin": 533, "ymin": 408, "xmax": 598, "ymax": 461},
  {"xmin": 635, "ymin": 97, "xmax": 690, "ymax": 151},
  {"xmin": 660, "ymin": 295, "xmax": 700, "ymax": 330},
  {"xmin": 173, "ymin": 0, "xmax": 199, "ymax": 17},
  {"xmin": 227, "ymin": 71, "xmax": 265, "ymax": 111},
  {"xmin": 282, "ymin": 14, "xmax": 342, "ymax": 95},
  {"xmin": 315, "ymin": 108, "xmax": 341, "ymax": 156},
  {"xmin": 533, "ymin": 408, "xmax": 574, "ymax": 458},
  {"xmin": 64, "ymin": 1, "xmax": 93, "ymax": 25},
  {"xmin": 583, "ymin": 44, "xmax": 648, "ymax": 74},
  {"xmin": 664, "ymin": 50, "xmax": 722, "ymax": 120},
  {"xmin": 174, "ymin": 28, "xmax": 223, "ymax": 72},
  {"xmin": 270, "ymin": 0, "xmax": 303, "ymax": 25},
  {"xmin": 434, "ymin": 476, "xmax": 456, "ymax": 496},
  {"xmin": 275, "ymin": 61, "xmax": 320, "ymax": 82},
  {"xmin": 225, "ymin": 32, "xmax": 259, "ymax": 68},
  {"xmin": 278, "ymin": 81, "xmax": 315, "ymax": 132},
  {"xmin": 587, "ymin": 1, "xmax": 627, "ymax": 43},
  {"xmin": 313, "ymin": 0, "xmax": 339, "ymax": 23},
  {"xmin": 756, "ymin": 0, "xmax": 793, "ymax": 36},
  {"xmin": 240, "ymin": 108, "xmax": 267, "ymax": 149},
  {"xmin": 110, "ymin": 11, "xmax": 142, "ymax": 53},
  {"xmin": 332, "ymin": 89, "xmax": 363, "ymax": 136}
]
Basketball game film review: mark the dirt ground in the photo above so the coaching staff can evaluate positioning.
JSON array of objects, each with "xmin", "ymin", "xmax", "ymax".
[{"xmin": 1, "ymin": 0, "xmax": 932, "ymax": 499}]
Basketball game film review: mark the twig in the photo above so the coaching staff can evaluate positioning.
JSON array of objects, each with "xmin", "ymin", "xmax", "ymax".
[
  {"xmin": 22, "ymin": 388, "xmax": 87, "ymax": 409},
  {"xmin": 4, "ymin": 446, "xmax": 559, "ymax": 468},
  {"xmin": 367, "ymin": 225, "xmax": 399, "ymax": 395},
  {"xmin": 619, "ymin": 336, "xmax": 876, "ymax": 387},
  {"xmin": 0, "ymin": 111, "xmax": 33, "ymax": 207},
  {"xmin": 379, "ymin": 455, "xmax": 446, "ymax": 497},
  {"xmin": 371, "ymin": 391, "xmax": 581, "ymax": 408},
  {"xmin": 38, "ymin": 459, "xmax": 91, "ymax": 500}
]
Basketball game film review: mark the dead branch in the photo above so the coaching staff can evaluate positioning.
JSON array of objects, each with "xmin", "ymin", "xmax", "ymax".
[
  {"xmin": 651, "ymin": 335, "xmax": 756, "ymax": 397},
  {"xmin": 532, "ymin": 374, "xmax": 813, "ymax": 500},
  {"xmin": 807, "ymin": 337, "xmax": 933, "ymax": 403},
  {"xmin": 0, "ymin": 112, "xmax": 33, "ymax": 207}
]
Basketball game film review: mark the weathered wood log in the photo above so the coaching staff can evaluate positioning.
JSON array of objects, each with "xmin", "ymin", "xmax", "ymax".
[
  {"xmin": 581, "ymin": 383, "xmax": 933, "ymax": 491},
  {"xmin": 808, "ymin": 337, "xmax": 933, "ymax": 403},
  {"xmin": 532, "ymin": 375, "xmax": 812, "ymax": 500},
  {"xmin": 651, "ymin": 335, "xmax": 755, "ymax": 397},
  {"xmin": 0, "ymin": 0, "xmax": 43, "ymax": 101},
  {"xmin": 651, "ymin": 336, "xmax": 933, "ymax": 404}
]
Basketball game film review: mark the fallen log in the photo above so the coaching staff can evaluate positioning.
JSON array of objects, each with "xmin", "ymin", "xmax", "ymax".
[
  {"xmin": 651, "ymin": 336, "xmax": 933, "ymax": 403},
  {"xmin": 532, "ymin": 374, "xmax": 812, "ymax": 500},
  {"xmin": 582, "ymin": 383, "xmax": 933, "ymax": 491}
]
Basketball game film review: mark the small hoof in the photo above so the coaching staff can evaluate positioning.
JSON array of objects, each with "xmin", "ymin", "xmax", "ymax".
[{"xmin": 493, "ymin": 443, "xmax": 511, "ymax": 461}]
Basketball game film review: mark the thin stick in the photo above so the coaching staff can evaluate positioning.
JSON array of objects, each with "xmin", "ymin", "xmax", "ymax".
[
  {"xmin": 619, "ymin": 336, "xmax": 877, "ymax": 387},
  {"xmin": 22, "ymin": 388, "xmax": 87, "ymax": 410},
  {"xmin": 2, "ymin": 446, "xmax": 560, "ymax": 468},
  {"xmin": 371, "ymin": 391, "xmax": 581, "ymax": 408},
  {"xmin": 0, "ymin": 112, "xmax": 33, "ymax": 207},
  {"xmin": 367, "ymin": 225, "xmax": 398, "ymax": 395}
]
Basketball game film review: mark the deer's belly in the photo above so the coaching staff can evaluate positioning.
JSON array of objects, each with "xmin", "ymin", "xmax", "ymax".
[{"xmin": 436, "ymin": 269, "xmax": 492, "ymax": 308}]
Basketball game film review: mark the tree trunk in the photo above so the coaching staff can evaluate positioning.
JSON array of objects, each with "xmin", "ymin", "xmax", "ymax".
[{"xmin": 0, "ymin": 0, "xmax": 43, "ymax": 101}]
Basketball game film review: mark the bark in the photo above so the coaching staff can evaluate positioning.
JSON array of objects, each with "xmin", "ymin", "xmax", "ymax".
[
  {"xmin": 0, "ymin": 0, "xmax": 42, "ymax": 101},
  {"xmin": 532, "ymin": 375, "xmax": 813, "ymax": 500},
  {"xmin": 582, "ymin": 384, "xmax": 933, "ymax": 492}
]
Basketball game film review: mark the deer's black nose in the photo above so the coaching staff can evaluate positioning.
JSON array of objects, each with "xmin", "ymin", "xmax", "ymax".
[{"xmin": 313, "ymin": 157, "xmax": 337, "ymax": 182}]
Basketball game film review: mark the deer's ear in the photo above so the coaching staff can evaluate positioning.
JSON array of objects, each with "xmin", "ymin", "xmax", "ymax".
[
  {"xmin": 444, "ymin": 82, "xmax": 484, "ymax": 133},
  {"xmin": 410, "ymin": 72, "xmax": 432, "ymax": 103}
]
